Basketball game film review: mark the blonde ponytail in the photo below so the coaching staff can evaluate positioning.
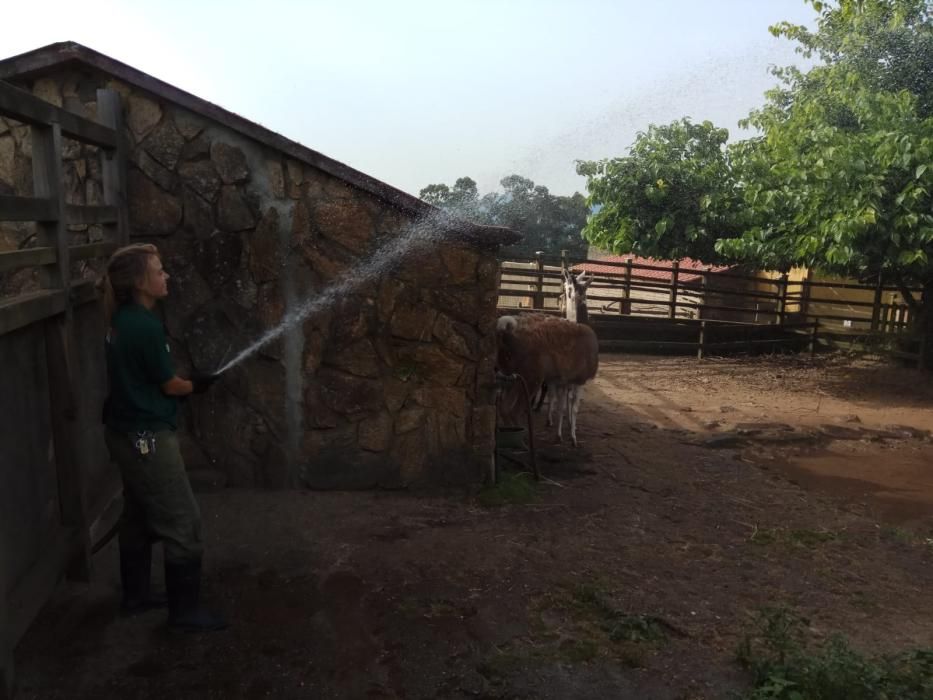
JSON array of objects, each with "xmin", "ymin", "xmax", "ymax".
[{"xmin": 99, "ymin": 243, "xmax": 160, "ymax": 322}]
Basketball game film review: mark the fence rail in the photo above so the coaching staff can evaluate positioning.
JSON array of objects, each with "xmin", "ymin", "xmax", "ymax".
[
  {"xmin": 0, "ymin": 78, "xmax": 127, "ymax": 699},
  {"xmin": 497, "ymin": 253, "xmax": 922, "ymax": 362}
]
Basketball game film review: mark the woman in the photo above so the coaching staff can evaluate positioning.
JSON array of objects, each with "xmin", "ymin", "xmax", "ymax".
[{"xmin": 101, "ymin": 243, "xmax": 226, "ymax": 632}]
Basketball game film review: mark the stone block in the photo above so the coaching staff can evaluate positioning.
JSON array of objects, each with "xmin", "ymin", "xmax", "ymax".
[
  {"xmin": 395, "ymin": 344, "xmax": 464, "ymax": 386},
  {"xmin": 324, "ymin": 338, "xmax": 381, "ymax": 378},
  {"xmin": 180, "ymin": 132, "xmax": 211, "ymax": 161},
  {"xmin": 217, "ymin": 185, "xmax": 257, "ymax": 231},
  {"xmin": 179, "ymin": 160, "xmax": 221, "ymax": 201},
  {"xmin": 317, "ymin": 368, "xmax": 385, "ymax": 416},
  {"xmin": 143, "ymin": 119, "xmax": 185, "ymax": 170},
  {"xmin": 127, "ymin": 169, "xmax": 181, "ymax": 235},
  {"xmin": 210, "ymin": 141, "xmax": 250, "ymax": 184},
  {"xmin": 440, "ymin": 245, "xmax": 480, "ymax": 284},
  {"xmin": 248, "ymin": 207, "xmax": 283, "ymax": 283},
  {"xmin": 193, "ymin": 230, "xmax": 243, "ymax": 286},
  {"xmin": 182, "ymin": 186, "xmax": 214, "ymax": 240},
  {"xmin": 285, "ymin": 159, "xmax": 303, "ymax": 198},
  {"xmin": 314, "ymin": 198, "xmax": 373, "ymax": 254},
  {"xmin": 127, "ymin": 94, "xmax": 162, "ymax": 140},
  {"xmin": 359, "ymin": 412, "xmax": 393, "ymax": 452},
  {"xmin": 390, "ymin": 301, "xmax": 436, "ymax": 341},
  {"xmin": 266, "ymin": 158, "xmax": 285, "ymax": 198}
]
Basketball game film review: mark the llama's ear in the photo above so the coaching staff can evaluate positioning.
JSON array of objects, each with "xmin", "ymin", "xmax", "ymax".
[{"xmin": 582, "ymin": 272, "xmax": 593, "ymax": 288}]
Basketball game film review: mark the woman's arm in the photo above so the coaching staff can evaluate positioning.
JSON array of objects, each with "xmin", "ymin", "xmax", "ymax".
[{"xmin": 161, "ymin": 375, "xmax": 194, "ymax": 396}]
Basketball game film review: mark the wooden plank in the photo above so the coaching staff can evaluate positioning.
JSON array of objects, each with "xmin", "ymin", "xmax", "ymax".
[
  {"xmin": 0, "ymin": 290, "xmax": 66, "ymax": 335},
  {"xmin": 33, "ymin": 119, "xmax": 92, "ymax": 581},
  {"xmin": 0, "ymin": 80, "xmax": 116, "ymax": 148},
  {"xmin": 32, "ymin": 122, "xmax": 69, "ymax": 291},
  {"xmin": 70, "ymin": 241, "xmax": 117, "ymax": 262},
  {"xmin": 621, "ymin": 258, "xmax": 632, "ymax": 315},
  {"xmin": 533, "ymin": 254, "xmax": 544, "ymax": 310},
  {"xmin": 668, "ymin": 260, "xmax": 680, "ymax": 319},
  {"xmin": 64, "ymin": 204, "xmax": 118, "ymax": 225},
  {"xmin": 0, "ymin": 530, "xmax": 13, "ymax": 700},
  {"xmin": 0, "ymin": 195, "xmax": 57, "ymax": 222},
  {"xmin": 0, "ymin": 617, "xmax": 12, "ymax": 700},
  {"xmin": 7, "ymin": 528, "xmax": 79, "ymax": 647},
  {"xmin": 97, "ymin": 89, "xmax": 129, "ymax": 246},
  {"xmin": 45, "ymin": 318, "xmax": 92, "ymax": 581},
  {"xmin": 0, "ymin": 246, "xmax": 57, "ymax": 272}
]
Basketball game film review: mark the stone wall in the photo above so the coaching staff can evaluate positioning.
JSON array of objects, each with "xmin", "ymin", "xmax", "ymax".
[{"xmin": 0, "ymin": 68, "xmax": 499, "ymax": 488}]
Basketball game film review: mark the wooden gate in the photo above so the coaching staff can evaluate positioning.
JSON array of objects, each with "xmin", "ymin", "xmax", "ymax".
[{"xmin": 0, "ymin": 79, "xmax": 127, "ymax": 699}]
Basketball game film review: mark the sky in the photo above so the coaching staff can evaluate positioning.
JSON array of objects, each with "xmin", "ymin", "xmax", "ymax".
[{"xmin": 5, "ymin": 1, "xmax": 817, "ymax": 198}]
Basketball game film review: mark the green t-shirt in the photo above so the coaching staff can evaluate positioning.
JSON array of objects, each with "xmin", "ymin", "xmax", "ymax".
[{"xmin": 104, "ymin": 303, "xmax": 178, "ymax": 433}]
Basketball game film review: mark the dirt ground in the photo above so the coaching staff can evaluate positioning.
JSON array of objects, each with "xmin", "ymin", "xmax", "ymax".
[{"xmin": 13, "ymin": 353, "xmax": 933, "ymax": 699}]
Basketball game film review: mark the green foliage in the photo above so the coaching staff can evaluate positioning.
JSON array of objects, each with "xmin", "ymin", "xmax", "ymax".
[
  {"xmin": 737, "ymin": 606, "xmax": 933, "ymax": 699},
  {"xmin": 419, "ymin": 174, "xmax": 590, "ymax": 258},
  {"xmin": 576, "ymin": 118, "xmax": 747, "ymax": 262},
  {"xmin": 476, "ymin": 470, "xmax": 538, "ymax": 507},
  {"xmin": 575, "ymin": 0, "xmax": 933, "ymax": 299},
  {"xmin": 569, "ymin": 584, "xmax": 669, "ymax": 643}
]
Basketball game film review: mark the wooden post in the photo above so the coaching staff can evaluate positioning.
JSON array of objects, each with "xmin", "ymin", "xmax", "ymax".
[
  {"xmin": 32, "ymin": 122, "xmax": 92, "ymax": 582},
  {"xmin": 533, "ymin": 252, "xmax": 544, "ymax": 310},
  {"xmin": 870, "ymin": 272, "xmax": 884, "ymax": 332},
  {"xmin": 776, "ymin": 273, "xmax": 789, "ymax": 325},
  {"xmin": 97, "ymin": 89, "xmax": 129, "ymax": 245},
  {"xmin": 1, "ymin": 580, "xmax": 13, "ymax": 700},
  {"xmin": 621, "ymin": 257, "xmax": 632, "ymax": 315},
  {"xmin": 668, "ymin": 260, "xmax": 680, "ymax": 319},
  {"xmin": 697, "ymin": 321, "xmax": 707, "ymax": 359},
  {"xmin": 698, "ymin": 267, "xmax": 710, "ymax": 321},
  {"xmin": 809, "ymin": 321, "xmax": 818, "ymax": 357},
  {"xmin": 800, "ymin": 269, "xmax": 813, "ymax": 318}
]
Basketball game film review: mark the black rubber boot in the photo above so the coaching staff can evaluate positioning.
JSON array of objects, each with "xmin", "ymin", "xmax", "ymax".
[
  {"xmin": 165, "ymin": 559, "xmax": 227, "ymax": 632},
  {"xmin": 120, "ymin": 544, "xmax": 167, "ymax": 615}
]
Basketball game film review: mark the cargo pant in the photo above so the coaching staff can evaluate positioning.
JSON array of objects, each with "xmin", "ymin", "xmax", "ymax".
[{"xmin": 105, "ymin": 428, "xmax": 203, "ymax": 564}]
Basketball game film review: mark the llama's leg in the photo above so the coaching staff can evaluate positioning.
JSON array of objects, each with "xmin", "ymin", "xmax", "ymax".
[
  {"xmin": 534, "ymin": 382, "xmax": 549, "ymax": 414},
  {"xmin": 569, "ymin": 385, "xmax": 584, "ymax": 447},
  {"xmin": 555, "ymin": 385, "xmax": 568, "ymax": 443},
  {"xmin": 546, "ymin": 385, "xmax": 557, "ymax": 427}
]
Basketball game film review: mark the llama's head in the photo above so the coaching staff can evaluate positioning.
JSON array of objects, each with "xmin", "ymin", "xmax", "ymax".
[{"xmin": 563, "ymin": 269, "xmax": 592, "ymax": 323}]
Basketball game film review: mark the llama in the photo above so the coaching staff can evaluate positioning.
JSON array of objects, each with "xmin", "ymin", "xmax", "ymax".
[
  {"xmin": 563, "ymin": 268, "xmax": 593, "ymax": 324},
  {"xmin": 534, "ymin": 268, "xmax": 594, "ymax": 417},
  {"xmin": 496, "ymin": 314, "xmax": 598, "ymax": 446}
]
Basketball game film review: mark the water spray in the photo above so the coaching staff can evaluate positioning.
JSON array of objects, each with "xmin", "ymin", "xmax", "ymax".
[{"xmin": 209, "ymin": 211, "xmax": 515, "ymax": 376}]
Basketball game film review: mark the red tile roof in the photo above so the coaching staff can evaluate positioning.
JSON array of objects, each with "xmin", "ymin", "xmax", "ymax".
[{"xmin": 573, "ymin": 256, "xmax": 733, "ymax": 284}]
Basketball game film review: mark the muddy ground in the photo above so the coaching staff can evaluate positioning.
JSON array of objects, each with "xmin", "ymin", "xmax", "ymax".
[{"xmin": 13, "ymin": 353, "xmax": 933, "ymax": 699}]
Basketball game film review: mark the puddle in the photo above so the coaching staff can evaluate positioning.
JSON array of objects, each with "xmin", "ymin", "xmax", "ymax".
[{"xmin": 778, "ymin": 446, "xmax": 933, "ymax": 528}]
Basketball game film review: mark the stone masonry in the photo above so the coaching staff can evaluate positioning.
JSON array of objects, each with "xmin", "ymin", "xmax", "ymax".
[{"xmin": 0, "ymin": 45, "xmax": 515, "ymax": 489}]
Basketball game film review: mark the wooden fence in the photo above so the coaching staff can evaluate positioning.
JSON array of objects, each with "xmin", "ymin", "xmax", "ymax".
[
  {"xmin": 497, "ymin": 253, "xmax": 922, "ymax": 362},
  {"xmin": 0, "ymin": 79, "xmax": 127, "ymax": 699}
]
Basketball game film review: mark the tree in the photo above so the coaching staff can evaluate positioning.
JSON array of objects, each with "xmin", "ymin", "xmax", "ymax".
[
  {"xmin": 575, "ymin": 119, "xmax": 746, "ymax": 262},
  {"xmin": 717, "ymin": 0, "xmax": 933, "ymax": 303},
  {"xmin": 575, "ymin": 0, "xmax": 933, "ymax": 360},
  {"xmin": 419, "ymin": 175, "xmax": 589, "ymax": 259}
]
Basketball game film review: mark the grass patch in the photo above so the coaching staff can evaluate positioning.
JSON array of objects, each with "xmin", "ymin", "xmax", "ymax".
[
  {"xmin": 477, "ymin": 470, "xmax": 538, "ymax": 507},
  {"xmin": 749, "ymin": 527, "xmax": 838, "ymax": 549},
  {"xmin": 477, "ymin": 581, "xmax": 669, "ymax": 681},
  {"xmin": 879, "ymin": 525, "xmax": 925, "ymax": 546},
  {"xmin": 737, "ymin": 606, "xmax": 933, "ymax": 699},
  {"xmin": 569, "ymin": 584, "xmax": 668, "ymax": 643}
]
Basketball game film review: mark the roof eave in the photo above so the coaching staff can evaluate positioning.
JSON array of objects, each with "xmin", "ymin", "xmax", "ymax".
[{"xmin": 0, "ymin": 41, "xmax": 522, "ymax": 249}]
